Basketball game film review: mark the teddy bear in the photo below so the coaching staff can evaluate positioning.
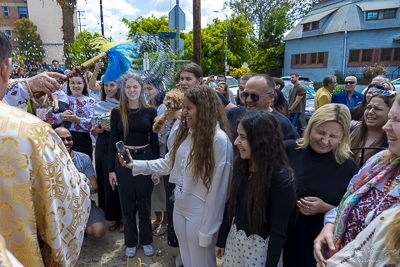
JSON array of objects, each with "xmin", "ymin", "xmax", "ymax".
[{"xmin": 153, "ymin": 89, "xmax": 184, "ymax": 133}]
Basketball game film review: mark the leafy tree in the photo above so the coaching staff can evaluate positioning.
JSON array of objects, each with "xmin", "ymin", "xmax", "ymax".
[
  {"xmin": 13, "ymin": 18, "xmax": 45, "ymax": 63},
  {"xmin": 201, "ymin": 14, "xmax": 253, "ymax": 75},
  {"xmin": 57, "ymin": 0, "xmax": 77, "ymax": 69},
  {"xmin": 249, "ymin": 7, "xmax": 292, "ymax": 74},
  {"xmin": 122, "ymin": 13, "xmax": 253, "ymax": 78},
  {"xmin": 225, "ymin": 0, "xmax": 319, "ymax": 38},
  {"xmin": 68, "ymin": 30, "xmax": 106, "ymax": 67}
]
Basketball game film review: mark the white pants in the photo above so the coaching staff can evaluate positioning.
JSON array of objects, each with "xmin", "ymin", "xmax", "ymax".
[{"xmin": 173, "ymin": 190, "xmax": 217, "ymax": 267}]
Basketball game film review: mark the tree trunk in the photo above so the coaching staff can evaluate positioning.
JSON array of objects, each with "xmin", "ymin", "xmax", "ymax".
[{"xmin": 57, "ymin": 0, "xmax": 76, "ymax": 69}]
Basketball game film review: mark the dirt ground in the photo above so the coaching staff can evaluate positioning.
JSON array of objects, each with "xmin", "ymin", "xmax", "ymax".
[{"xmin": 75, "ymin": 194, "xmax": 223, "ymax": 267}]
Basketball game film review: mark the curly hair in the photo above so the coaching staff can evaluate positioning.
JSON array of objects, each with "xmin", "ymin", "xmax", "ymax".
[
  {"xmin": 169, "ymin": 84, "xmax": 231, "ymax": 191},
  {"xmin": 350, "ymin": 93, "xmax": 396, "ymax": 164},
  {"xmin": 143, "ymin": 75, "xmax": 165, "ymax": 107},
  {"xmin": 298, "ymin": 104, "xmax": 351, "ymax": 164},
  {"xmin": 228, "ymin": 110, "xmax": 293, "ymax": 233},
  {"xmin": 66, "ymin": 74, "xmax": 89, "ymax": 96},
  {"xmin": 117, "ymin": 73, "xmax": 149, "ymax": 140}
]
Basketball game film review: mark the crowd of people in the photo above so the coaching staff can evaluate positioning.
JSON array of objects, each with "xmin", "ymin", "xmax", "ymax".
[{"xmin": 1, "ymin": 29, "xmax": 400, "ymax": 267}]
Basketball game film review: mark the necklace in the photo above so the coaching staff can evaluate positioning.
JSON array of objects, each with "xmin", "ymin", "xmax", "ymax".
[{"xmin": 384, "ymin": 165, "xmax": 400, "ymax": 203}]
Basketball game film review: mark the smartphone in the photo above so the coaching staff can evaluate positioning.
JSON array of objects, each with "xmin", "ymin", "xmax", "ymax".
[
  {"xmin": 115, "ymin": 141, "xmax": 131, "ymax": 164},
  {"xmin": 209, "ymin": 69, "xmax": 215, "ymax": 76}
]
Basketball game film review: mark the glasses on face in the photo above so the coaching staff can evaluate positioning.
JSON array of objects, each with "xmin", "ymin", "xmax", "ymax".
[
  {"xmin": 345, "ymin": 81, "xmax": 356, "ymax": 85},
  {"xmin": 60, "ymin": 136, "xmax": 73, "ymax": 142},
  {"xmin": 371, "ymin": 89, "xmax": 396, "ymax": 96},
  {"xmin": 242, "ymin": 91, "xmax": 273, "ymax": 102}
]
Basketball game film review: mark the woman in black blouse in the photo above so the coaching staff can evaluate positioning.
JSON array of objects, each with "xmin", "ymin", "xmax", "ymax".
[
  {"xmin": 108, "ymin": 73, "xmax": 159, "ymax": 258},
  {"xmin": 282, "ymin": 104, "xmax": 359, "ymax": 267},
  {"xmin": 216, "ymin": 111, "xmax": 295, "ymax": 267}
]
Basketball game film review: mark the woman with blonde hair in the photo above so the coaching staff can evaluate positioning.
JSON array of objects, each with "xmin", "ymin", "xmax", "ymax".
[
  {"xmin": 119, "ymin": 84, "xmax": 233, "ymax": 267},
  {"xmin": 215, "ymin": 81, "xmax": 231, "ymax": 101},
  {"xmin": 314, "ymin": 95, "xmax": 400, "ymax": 267},
  {"xmin": 108, "ymin": 73, "xmax": 159, "ymax": 257},
  {"xmin": 283, "ymin": 104, "xmax": 359, "ymax": 266}
]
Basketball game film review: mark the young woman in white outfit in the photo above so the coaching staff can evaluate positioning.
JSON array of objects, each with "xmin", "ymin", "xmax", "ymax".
[{"xmin": 119, "ymin": 85, "xmax": 233, "ymax": 267}]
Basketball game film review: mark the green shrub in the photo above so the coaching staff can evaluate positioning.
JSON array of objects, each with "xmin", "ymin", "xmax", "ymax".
[{"xmin": 333, "ymin": 86, "xmax": 345, "ymax": 94}]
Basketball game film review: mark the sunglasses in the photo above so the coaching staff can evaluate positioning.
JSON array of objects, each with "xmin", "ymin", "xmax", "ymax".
[
  {"xmin": 345, "ymin": 81, "xmax": 356, "ymax": 85},
  {"xmin": 371, "ymin": 89, "xmax": 396, "ymax": 96},
  {"xmin": 60, "ymin": 136, "xmax": 73, "ymax": 142},
  {"xmin": 242, "ymin": 91, "xmax": 272, "ymax": 102},
  {"xmin": 368, "ymin": 83, "xmax": 385, "ymax": 90}
]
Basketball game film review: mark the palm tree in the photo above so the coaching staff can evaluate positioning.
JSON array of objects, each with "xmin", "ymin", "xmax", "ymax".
[{"xmin": 57, "ymin": 0, "xmax": 76, "ymax": 69}]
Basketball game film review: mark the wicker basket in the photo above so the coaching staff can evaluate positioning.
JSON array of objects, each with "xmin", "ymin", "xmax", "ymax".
[{"xmin": 99, "ymin": 112, "xmax": 111, "ymax": 131}]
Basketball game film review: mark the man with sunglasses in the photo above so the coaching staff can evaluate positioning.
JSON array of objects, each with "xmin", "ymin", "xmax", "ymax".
[
  {"xmin": 226, "ymin": 74, "xmax": 299, "ymax": 140},
  {"xmin": 0, "ymin": 31, "xmax": 90, "ymax": 265},
  {"xmin": 331, "ymin": 76, "xmax": 363, "ymax": 108},
  {"xmin": 55, "ymin": 127, "xmax": 107, "ymax": 239}
]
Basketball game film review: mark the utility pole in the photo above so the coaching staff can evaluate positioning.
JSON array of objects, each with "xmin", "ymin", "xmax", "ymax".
[
  {"xmin": 176, "ymin": 0, "xmax": 180, "ymax": 51},
  {"xmin": 100, "ymin": 0, "xmax": 104, "ymax": 36},
  {"xmin": 193, "ymin": 0, "xmax": 201, "ymax": 66},
  {"xmin": 77, "ymin": 10, "xmax": 86, "ymax": 33}
]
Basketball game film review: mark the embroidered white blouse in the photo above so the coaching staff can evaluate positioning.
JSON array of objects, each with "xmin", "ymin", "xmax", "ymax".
[{"xmin": 132, "ymin": 124, "xmax": 233, "ymax": 247}]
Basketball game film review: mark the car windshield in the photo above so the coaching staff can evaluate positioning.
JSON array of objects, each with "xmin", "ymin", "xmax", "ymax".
[
  {"xmin": 282, "ymin": 83, "xmax": 315, "ymax": 99},
  {"xmin": 226, "ymin": 77, "xmax": 238, "ymax": 87}
]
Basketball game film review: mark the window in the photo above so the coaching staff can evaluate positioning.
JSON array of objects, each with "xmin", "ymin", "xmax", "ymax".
[
  {"xmin": 348, "ymin": 48, "xmax": 400, "ymax": 67},
  {"xmin": 3, "ymin": 6, "xmax": 9, "ymax": 17},
  {"xmin": 380, "ymin": 48, "xmax": 392, "ymax": 61},
  {"xmin": 303, "ymin": 21, "xmax": 319, "ymax": 32},
  {"xmin": 383, "ymin": 9, "xmax": 396, "ymax": 19},
  {"xmin": 366, "ymin": 9, "xmax": 397, "ymax": 20},
  {"xmin": 5, "ymin": 30, "xmax": 11, "ymax": 40},
  {"xmin": 349, "ymin": 50, "xmax": 360, "ymax": 62},
  {"xmin": 311, "ymin": 53, "xmax": 317, "ymax": 64},
  {"xmin": 367, "ymin": 11, "xmax": 378, "ymax": 20},
  {"xmin": 301, "ymin": 54, "xmax": 307, "ymax": 64},
  {"xmin": 361, "ymin": 49, "xmax": 373, "ymax": 62},
  {"xmin": 318, "ymin": 52, "xmax": 325, "ymax": 64},
  {"xmin": 18, "ymin": 7, "xmax": 27, "ymax": 19},
  {"xmin": 394, "ymin": 48, "xmax": 400, "ymax": 61},
  {"xmin": 295, "ymin": 55, "xmax": 300, "ymax": 65},
  {"xmin": 291, "ymin": 51, "xmax": 328, "ymax": 69}
]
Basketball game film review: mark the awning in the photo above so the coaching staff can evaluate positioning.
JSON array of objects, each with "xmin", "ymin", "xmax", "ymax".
[
  {"xmin": 356, "ymin": 1, "xmax": 400, "ymax": 11},
  {"xmin": 300, "ymin": 8, "xmax": 338, "ymax": 24}
]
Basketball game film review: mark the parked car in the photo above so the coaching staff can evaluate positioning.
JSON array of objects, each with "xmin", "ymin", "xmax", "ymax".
[
  {"xmin": 203, "ymin": 75, "xmax": 239, "ymax": 101},
  {"xmin": 392, "ymin": 78, "xmax": 400, "ymax": 92},
  {"xmin": 280, "ymin": 76, "xmax": 314, "ymax": 89}
]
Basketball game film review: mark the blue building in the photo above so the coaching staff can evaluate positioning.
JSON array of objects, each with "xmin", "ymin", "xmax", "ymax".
[{"xmin": 283, "ymin": 0, "xmax": 400, "ymax": 82}]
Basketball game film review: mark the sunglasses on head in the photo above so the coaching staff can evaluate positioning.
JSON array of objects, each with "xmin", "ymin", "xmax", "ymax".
[
  {"xmin": 345, "ymin": 81, "xmax": 356, "ymax": 85},
  {"xmin": 371, "ymin": 89, "xmax": 396, "ymax": 96},
  {"xmin": 242, "ymin": 91, "xmax": 272, "ymax": 102},
  {"xmin": 60, "ymin": 136, "xmax": 73, "ymax": 142},
  {"xmin": 368, "ymin": 83, "xmax": 385, "ymax": 90}
]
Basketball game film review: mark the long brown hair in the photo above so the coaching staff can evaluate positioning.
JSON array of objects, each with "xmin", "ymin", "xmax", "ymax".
[
  {"xmin": 228, "ymin": 111, "xmax": 293, "ymax": 233},
  {"xmin": 350, "ymin": 93, "xmax": 395, "ymax": 164},
  {"xmin": 169, "ymin": 84, "xmax": 231, "ymax": 191},
  {"xmin": 217, "ymin": 81, "xmax": 231, "ymax": 101},
  {"xmin": 117, "ymin": 73, "xmax": 149, "ymax": 140}
]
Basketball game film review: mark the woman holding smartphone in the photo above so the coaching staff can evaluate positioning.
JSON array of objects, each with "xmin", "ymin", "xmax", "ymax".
[
  {"xmin": 108, "ymin": 73, "xmax": 159, "ymax": 258},
  {"xmin": 119, "ymin": 85, "xmax": 233, "ymax": 267}
]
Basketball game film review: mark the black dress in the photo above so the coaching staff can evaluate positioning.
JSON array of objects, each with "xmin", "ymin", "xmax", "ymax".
[{"xmin": 282, "ymin": 140, "xmax": 359, "ymax": 267}]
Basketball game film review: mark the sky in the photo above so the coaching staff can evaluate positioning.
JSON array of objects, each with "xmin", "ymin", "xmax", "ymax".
[{"xmin": 76, "ymin": 0, "xmax": 229, "ymax": 42}]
